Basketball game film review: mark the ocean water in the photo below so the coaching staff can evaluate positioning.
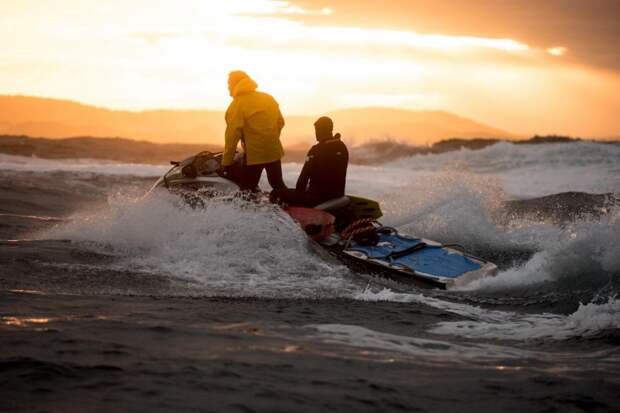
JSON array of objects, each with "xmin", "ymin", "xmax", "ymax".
[{"xmin": 1, "ymin": 141, "xmax": 619, "ymax": 412}]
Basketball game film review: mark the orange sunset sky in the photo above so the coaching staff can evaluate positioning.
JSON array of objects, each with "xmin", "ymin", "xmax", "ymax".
[{"xmin": 1, "ymin": 0, "xmax": 619, "ymax": 137}]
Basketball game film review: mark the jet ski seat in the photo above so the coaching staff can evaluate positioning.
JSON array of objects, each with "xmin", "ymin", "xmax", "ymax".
[{"xmin": 315, "ymin": 196, "xmax": 350, "ymax": 212}]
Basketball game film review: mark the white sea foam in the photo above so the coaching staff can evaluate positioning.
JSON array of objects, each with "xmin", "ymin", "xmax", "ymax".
[
  {"xmin": 0, "ymin": 153, "xmax": 167, "ymax": 176},
  {"xmin": 386, "ymin": 141, "xmax": 620, "ymax": 197},
  {"xmin": 429, "ymin": 298, "xmax": 620, "ymax": 341},
  {"xmin": 47, "ymin": 191, "xmax": 356, "ymax": 297},
  {"xmin": 310, "ymin": 324, "xmax": 540, "ymax": 361},
  {"xmin": 354, "ymin": 289, "xmax": 504, "ymax": 320},
  {"xmin": 355, "ymin": 289, "xmax": 620, "ymax": 341},
  {"xmin": 460, "ymin": 210, "xmax": 620, "ymax": 290}
]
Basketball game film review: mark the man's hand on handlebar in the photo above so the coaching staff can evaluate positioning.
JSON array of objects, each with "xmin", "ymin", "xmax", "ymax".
[{"xmin": 217, "ymin": 164, "xmax": 234, "ymax": 178}]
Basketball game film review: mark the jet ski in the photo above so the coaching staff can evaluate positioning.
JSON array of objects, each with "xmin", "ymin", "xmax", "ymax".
[{"xmin": 148, "ymin": 151, "xmax": 498, "ymax": 289}]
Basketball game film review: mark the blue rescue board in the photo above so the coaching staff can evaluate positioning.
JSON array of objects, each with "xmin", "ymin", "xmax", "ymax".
[{"xmin": 345, "ymin": 231, "xmax": 482, "ymax": 279}]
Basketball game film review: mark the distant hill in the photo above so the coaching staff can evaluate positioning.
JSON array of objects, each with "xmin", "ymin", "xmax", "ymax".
[
  {"xmin": 322, "ymin": 107, "xmax": 511, "ymax": 144},
  {"xmin": 0, "ymin": 95, "xmax": 513, "ymax": 146},
  {"xmin": 0, "ymin": 135, "xmax": 217, "ymax": 165},
  {"xmin": 0, "ymin": 96, "xmax": 224, "ymax": 145}
]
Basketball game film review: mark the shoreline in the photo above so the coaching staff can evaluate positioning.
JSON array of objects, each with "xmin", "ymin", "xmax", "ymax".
[{"xmin": 2, "ymin": 134, "xmax": 617, "ymax": 166}]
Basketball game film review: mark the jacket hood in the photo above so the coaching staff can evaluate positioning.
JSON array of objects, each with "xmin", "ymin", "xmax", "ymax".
[{"xmin": 231, "ymin": 77, "xmax": 258, "ymax": 97}]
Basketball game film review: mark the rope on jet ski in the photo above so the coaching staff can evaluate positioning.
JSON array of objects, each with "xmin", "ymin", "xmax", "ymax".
[{"xmin": 340, "ymin": 218, "xmax": 377, "ymax": 241}]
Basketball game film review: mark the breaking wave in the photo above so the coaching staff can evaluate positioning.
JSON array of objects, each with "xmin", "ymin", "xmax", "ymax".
[
  {"xmin": 461, "ymin": 211, "xmax": 620, "ymax": 290},
  {"xmin": 355, "ymin": 289, "xmax": 620, "ymax": 341},
  {"xmin": 47, "ymin": 191, "xmax": 355, "ymax": 298},
  {"xmin": 0, "ymin": 153, "xmax": 167, "ymax": 176},
  {"xmin": 429, "ymin": 298, "xmax": 620, "ymax": 341},
  {"xmin": 384, "ymin": 140, "xmax": 620, "ymax": 197}
]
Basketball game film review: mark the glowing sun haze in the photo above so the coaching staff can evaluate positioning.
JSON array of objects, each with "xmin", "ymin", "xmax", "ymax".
[{"xmin": 1, "ymin": 0, "xmax": 619, "ymax": 137}]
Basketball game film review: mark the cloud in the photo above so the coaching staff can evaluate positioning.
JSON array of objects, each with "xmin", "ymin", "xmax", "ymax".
[
  {"xmin": 547, "ymin": 47, "xmax": 568, "ymax": 57},
  {"xmin": 238, "ymin": 1, "xmax": 333, "ymax": 16},
  {"xmin": 275, "ymin": 0, "xmax": 620, "ymax": 71}
]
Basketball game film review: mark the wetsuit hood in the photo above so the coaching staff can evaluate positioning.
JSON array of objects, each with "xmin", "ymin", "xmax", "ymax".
[{"xmin": 314, "ymin": 116, "xmax": 335, "ymax": 142}]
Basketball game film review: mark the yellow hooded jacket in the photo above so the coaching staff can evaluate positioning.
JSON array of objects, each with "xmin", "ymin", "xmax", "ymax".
[{"xmin": 222, "ymin": 77, "xmax": 285, "ymax": 166}]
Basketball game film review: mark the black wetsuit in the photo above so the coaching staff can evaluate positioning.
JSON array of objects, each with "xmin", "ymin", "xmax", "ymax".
[{"xmin": 276, "ymin": 137, "xmax": 348, "ymax": 207}]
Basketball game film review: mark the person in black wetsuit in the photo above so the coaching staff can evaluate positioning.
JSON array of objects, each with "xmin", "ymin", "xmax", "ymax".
[{"xmin": 272, "ymin": 116, "xmax": 348, "ymax": 207}]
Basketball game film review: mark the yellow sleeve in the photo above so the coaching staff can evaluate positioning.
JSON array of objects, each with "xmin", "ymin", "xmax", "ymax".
[{"xmin": 222, "ymin": 99, "xmax": 244, "ymax": 166}]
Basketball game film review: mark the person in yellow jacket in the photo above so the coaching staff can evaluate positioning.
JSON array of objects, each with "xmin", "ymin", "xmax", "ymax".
[{"xmin": 220, "ymin": 70, "xmax": 286, "ymax": 191}]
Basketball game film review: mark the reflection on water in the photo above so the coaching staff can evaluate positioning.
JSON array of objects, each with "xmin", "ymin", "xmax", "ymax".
[
  {"xmin": 8, "ymin": 289, "xmax": 46, "ymax": 295},
  {"xmin": 1, "ymin": 316, "xmax": 50, "ymax": 327},
  {"xmin": 0, "ymin": 314, "xmax": 109, "ymax": 327}
]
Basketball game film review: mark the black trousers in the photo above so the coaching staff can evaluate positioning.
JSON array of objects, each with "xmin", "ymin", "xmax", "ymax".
[{"xmin": 240, "ymin": 160, "xmax": 286, "ymax": 191}]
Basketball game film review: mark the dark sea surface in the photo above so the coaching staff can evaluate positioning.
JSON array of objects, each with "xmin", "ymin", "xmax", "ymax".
[{"xmin": 1, "ymin": 141, "xmax": 619, "ymax": 412}]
